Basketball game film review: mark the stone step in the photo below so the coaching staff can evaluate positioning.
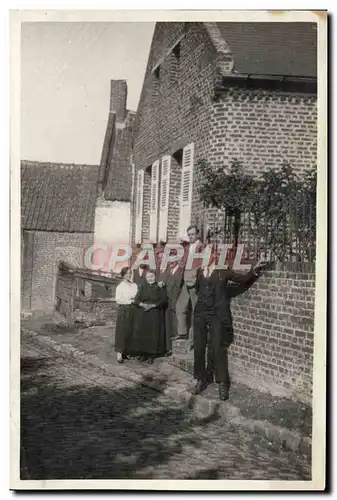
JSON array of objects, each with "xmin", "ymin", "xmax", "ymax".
[
  {"xmin": 171, "ymin": 353, "xmax": 194, "ymax": 375},
  {"xmin": 171, "ymin": 338, "xmax": 193, "ymax": 355},
  {"xmin": 172, "ymin": 338, "xmax": 188, "ymax": 355}
]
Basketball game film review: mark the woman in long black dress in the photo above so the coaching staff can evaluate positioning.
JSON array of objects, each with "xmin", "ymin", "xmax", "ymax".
[
  {"xmin": 133, "ymin": 269, "xmax": 167, "ymax": 364},
  {"xmin": 114, "ymin": 267, "xmax": 138, "ymax": 363}
]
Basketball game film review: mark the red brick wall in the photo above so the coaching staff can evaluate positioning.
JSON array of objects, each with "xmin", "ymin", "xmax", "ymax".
[
  {"xmin": 132, "ymin": 22, "xmax": 220, "ymax": 243},
  {"xmin": 22, "ymin": 231, "xmax": 94, "ymax": 312},
  {"xmin": 207, "ymin": 89, "xmax": 317, "ymax": 177},
  {"xmin": 230, "ymin": 269, "xmax": 315, "ymax": 403}
]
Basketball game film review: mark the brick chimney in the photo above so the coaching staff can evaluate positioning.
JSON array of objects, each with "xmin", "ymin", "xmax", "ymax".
[{"xmin": 110, "ymin": 80, "xmax": 127, "ymax": 122}]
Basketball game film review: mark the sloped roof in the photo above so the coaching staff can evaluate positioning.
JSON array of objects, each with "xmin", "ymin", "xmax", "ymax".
[
  {"xmin": 99, "ymin": 111, "xmax": 135, "ymax": 202},
  {"xmin": 98, "ymin": 111, "xmax": 116, "ymax": 187},
  {"xmin": 21, "ymin": 161, "xmax": 99, "ymax": 232},
  {"xmin": 215, "ymin": 22, "xmax": 317, "ymax": 77}
]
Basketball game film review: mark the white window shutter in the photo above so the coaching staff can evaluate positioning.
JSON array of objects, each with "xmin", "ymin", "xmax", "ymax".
[
  {"xmin": 135, "ymin": 169, "xmax": 144, "ymax": 244},
  {"xmin": 179, "ymin": 143, "xmax": 194, "ymax": 240},
  {"xmin": 158, "ymin": 155, "xmax": 171, "ymax": 243},
  {"xmin": 149, "ymin": 160, "xmax": 160, "ymax": 243}
]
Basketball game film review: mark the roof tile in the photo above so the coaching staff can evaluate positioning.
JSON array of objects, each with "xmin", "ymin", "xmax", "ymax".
[
  {"xmin": 21, "ymin": 161, "xmax": 99, "ymax": 232},
  {"xmin": 215, "ymin": 22, "xmax": 317, "ymax": 77}
]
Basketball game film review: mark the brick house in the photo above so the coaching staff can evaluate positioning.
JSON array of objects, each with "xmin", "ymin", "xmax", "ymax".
[
  {"xmin": 21, "ymin": 161, "xmax": 99, "ymax": 312},
  {"xmin": 131, "ymin": 22, "xmax": 317, "ymax": 403},
  {"xmin": 131, "ymin": 22, "xmax": 317, "ymax": 246}
]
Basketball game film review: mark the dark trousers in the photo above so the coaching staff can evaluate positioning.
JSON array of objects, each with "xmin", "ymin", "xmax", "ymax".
[
  {"xmin": 193, "ymin": 309, "xmax": 230, "ymax": 386},
  {"xmin": 165, "ymin": 308, "xmax": 177, "ymax": 351}
]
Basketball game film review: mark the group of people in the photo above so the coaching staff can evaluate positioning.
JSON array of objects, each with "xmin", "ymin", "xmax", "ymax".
[
  {"xmin": 114, "ymin": 267, "xmax": 167, "ymax": 364},
  {"xmin": 114, "ymin": 225, "xmax": 267, "ymax": 400}
]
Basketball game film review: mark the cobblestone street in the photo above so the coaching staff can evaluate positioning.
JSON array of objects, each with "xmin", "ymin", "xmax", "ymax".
[
  {"xmin": 21, "ymin": 338, "xmax": 310, "ymax": 480},
  {"xmin": 21, "ymin": 335, "xmax": 311, "ymax": 481}
]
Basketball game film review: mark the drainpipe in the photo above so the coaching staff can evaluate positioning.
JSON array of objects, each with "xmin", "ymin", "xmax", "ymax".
[{"xmin": 129, "ymin": 161, "xmax": 136, "ymax": 261}]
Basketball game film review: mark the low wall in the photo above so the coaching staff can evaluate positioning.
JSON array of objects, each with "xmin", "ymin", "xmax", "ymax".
[
  {"xmin": 229, "ymin": 269, "xmax": 315, "ymax": 404},
  {"xmin": 54, "ymin": 262, "xmax": 121, "ymax": 327}
]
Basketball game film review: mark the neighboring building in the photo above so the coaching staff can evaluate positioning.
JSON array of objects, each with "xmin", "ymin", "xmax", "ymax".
[
  {"xmin": 95, "ymin": 80, "xmax": 135, "ymax": 251},
  {"xmin": 21, "ymin": 161, "xmax": 99, "ymax": 312},
  {"xmin": 131, "ymin": 22, "xmax": 317, "ymax": 245},
  {"xmin": 21, "ymin": 80, "xmax": 135, "ymax": 311}
]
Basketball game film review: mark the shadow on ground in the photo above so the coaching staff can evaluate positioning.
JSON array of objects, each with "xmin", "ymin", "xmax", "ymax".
[{"xmin": 20, "ymin": 354, "xmax": 219, "ymax": 480}]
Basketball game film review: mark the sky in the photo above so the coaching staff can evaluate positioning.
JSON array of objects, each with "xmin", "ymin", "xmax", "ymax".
[{"xmin": 21, "ymin": 22, "xmax": 155, "ymax": 165}]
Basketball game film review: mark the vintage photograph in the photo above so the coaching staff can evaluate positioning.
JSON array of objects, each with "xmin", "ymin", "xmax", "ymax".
[{"xmin": 13, "ymin": 10, "xmax": 327, "ymax": 489}]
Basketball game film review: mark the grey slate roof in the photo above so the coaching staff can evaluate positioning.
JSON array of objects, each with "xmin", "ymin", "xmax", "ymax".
[
  {"xmin": 21, "ymin": 160, "xmax": 99, "ymax": 232},
  {"xmin": 216, "ymin": 22, "xmax": 317, "ymax": 77}
]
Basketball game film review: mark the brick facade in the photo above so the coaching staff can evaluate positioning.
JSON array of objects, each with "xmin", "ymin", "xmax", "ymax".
[
  {"xmin": 22, "ymin": 230, "xmax": 93, "ymax": 312},
  {"xmin": 230, "ymin": 269, "xmax": 315, "ymax": 404},
  {"xmin": 132, "ymin": 22, "xmax": 223, "ymax": 243},
  {"xmin": 191, "ymin": 89, "xmax": 317, "ymax": 229},
  {"xmin": 132, "ymin": 22, "xmax": 317, "ymax": 245},
  {"xmin": 132, "ymin": 21, "xmax": 317, "ymax": 402},
  {"xmin": 208, "ymin": 91, "xmax": 317, "ymax": 176}
]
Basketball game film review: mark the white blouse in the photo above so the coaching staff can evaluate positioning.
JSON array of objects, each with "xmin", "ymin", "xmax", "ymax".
[{"xmin": 115, "ymin": 281, "xmax": 138, "ymax": 305}]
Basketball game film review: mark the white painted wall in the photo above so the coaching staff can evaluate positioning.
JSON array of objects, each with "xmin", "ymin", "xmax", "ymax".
[
  {"xmin": 95, "ymin": 199, "xmax": 131, "ymax": 245},
  {"xmin": 94, "ymin": 198, "xmax": 131, "ymax": 272}
]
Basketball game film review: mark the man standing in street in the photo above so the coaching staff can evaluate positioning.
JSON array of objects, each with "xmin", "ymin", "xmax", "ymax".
[
  {"xmin": 175, "ymin": 225, "xmax": 203, "ymax": 346},
  {"xmin": 158, "ymin": 251, "xmax": 183, "ymax": 355},
  {"xmin": 191, "ymin": 256, "xmax": 267, "ymax": 401}
]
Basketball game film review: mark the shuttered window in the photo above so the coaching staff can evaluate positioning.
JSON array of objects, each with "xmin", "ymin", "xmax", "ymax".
[
  {"xmin": 135, "ymin": 169, "xmax": 144, "ymax": 244},
  {"xmin": 158, "ymin": 155, "xmax": 171, "ymax": 242},
  {"xmin": 149, "ymin": 160, "xmax": 160, "ymax": 243},
  {"xmin": 179, "ymin": 143, "xmax": 194, "ymax": 240}
]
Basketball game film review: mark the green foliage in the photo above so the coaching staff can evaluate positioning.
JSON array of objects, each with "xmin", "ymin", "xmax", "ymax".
[
  {"xmin": 198, "ymin": 158, "xmax": 256, "ymax": 213},
  {"xmin": 197, "ymin": 159, "xmax": 317, "ymax": 262}
]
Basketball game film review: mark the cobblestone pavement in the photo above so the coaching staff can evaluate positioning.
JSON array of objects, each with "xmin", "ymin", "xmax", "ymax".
[
  {"xmin": 21, "ymin": 316, "xmax": 313, "ymax": 439},
  {"xmin": 21, "ymin": 335, "xmax": 311, "ymax": 481}
]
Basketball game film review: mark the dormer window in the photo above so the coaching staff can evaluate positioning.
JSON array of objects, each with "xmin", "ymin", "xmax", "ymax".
[
  {"xmin": 173, "ymin": 42, "xmax": 181, "ymax": 63},
  {"xmin": 170, "ymin": 42, "xmax": 181, "ymax": 85},
  {"xmin": 151, "ymin": 65, "xmax": 161, "ymax": 101},
  {"xmin": 154, "ymin": 66, "xmax": 161, "ymax": 79}
]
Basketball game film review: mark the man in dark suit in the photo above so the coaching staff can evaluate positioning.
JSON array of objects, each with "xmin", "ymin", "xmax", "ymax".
[
  {"xmin": 159, "ymin": 258, "xmax": 184, "ymax": 354},
  {"xmin": 192, "ymin": 258, "xmax": 267, "ymax": 401}
]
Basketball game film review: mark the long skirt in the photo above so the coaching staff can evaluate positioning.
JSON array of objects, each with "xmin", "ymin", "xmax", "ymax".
[
  {"xmin": 132, "ymin": 307, "xmax": 166, "ymax": 355},
  {"xmin": 114, "ymin": 304, "xmax": 136, "ymax": 353}
]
